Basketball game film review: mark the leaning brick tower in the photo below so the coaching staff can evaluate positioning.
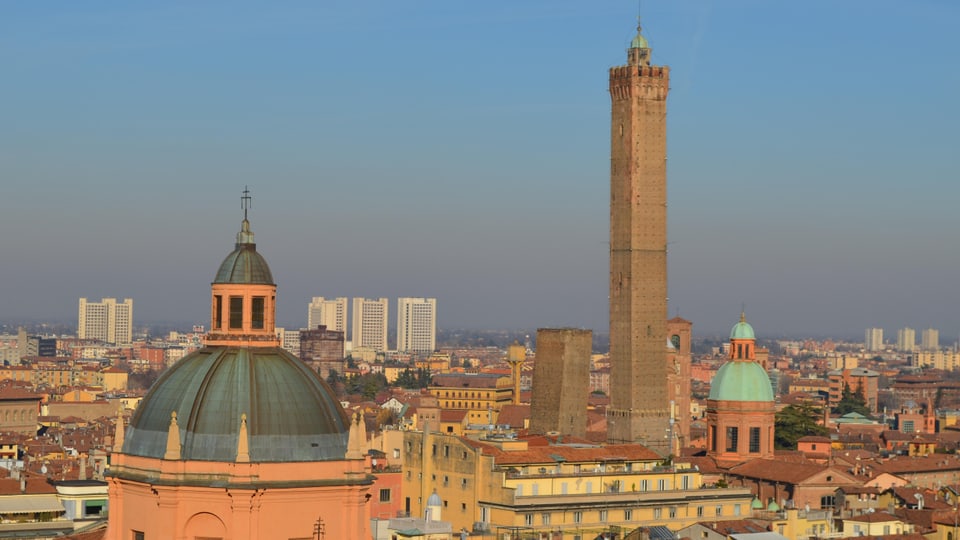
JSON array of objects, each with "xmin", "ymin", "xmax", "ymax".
[{"xmin": 606, "ymin": 19, "xmax": 671, "ymax": 454}]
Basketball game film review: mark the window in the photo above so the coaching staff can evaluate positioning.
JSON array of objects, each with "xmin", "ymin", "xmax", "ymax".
[
  {"xmin": 654, "ymin": 508, "xmax": 662, "ymax": 519},
  {"xmin": 599, "ymin": 510, "xmax": 607, "ymax": 522},
  {"xmin": 443, "ymin": 476, "xmax": 449, "ymax": 487},
  {"xmin": 624, "ymin": 509, "xmax": 632, "ymax": 521},
  {"xmin": 541, "ymin": 513, "xmax": 551, "ymax": 525},
  {"xmin": 681, "ymin": 475, "xmax": 690, "ymax": 490},
  {"xmin": 697, "ymin": 506, "xmax": 704, "ymax": 517},
  {"xmin": 669, "ymin": 507, "xmax": 677, "ymax": 518},
  {"xmin": 639, "ymin": 479, "xmax": 649, "ymax": 492},
  {"xmin": 658, "ymin": 478, "xmax": 667, "ymax": 491},
  {"xmin": 379, "ymin": 489, "xmax": 391, "ymax": 502},
  {"xmin": 821, "ymin": 495, "xmax": 835, "ymax": 508},
  {"xmin": 734, "ymin": 504, "xmax": 741, "ymax": 516},
  {"xmin": 84, "ymin": 499, "xmax": 106, "ymax": 517},
  {"xmin": 462, "ymin": 503, "xmax": 467, "ymax": 511},
  {"xmin": 749, "ymin": 427, "xmax": 761, "ymax": 453},
  {"xmin": 443, "ymin": 445, "xmax": 449, "ymax": 457},
  {"xmin": 214, "ymin": 295, "xmax": 222, "ymax": 329},
  {"xmin": 715, "ymin": 505, "xmax": 723, "ymax": 517},
  {"xmin": 229, "ymin": 297, "xmax": 243, "ymax": 329},
  {"xmin": 573, "ymin": 511, "xmax": 583, "ymax": 523},
  {"xmin": 133, "ymin": 532, "xmax": 145, "ymax": 540},
  {"xmin": 710, "ymin": 425, "xmax": 717, "ymax": 451},
  {"xmin": 393, "ymin": 448, "xmax": 400, "ymax": 459},
  {"xmin": 251, "ymin": 297, "xmax": 265, "ymax": 329},
  {"xmin": 431, "ymin": 444, "xmax": 436, "ymax": 456},
  {"xmin": 726, "ymin": 426, "xmax": 739, "ymax": 452},
  {"xmin": 524, "ymin": 514, "xmax": 533, "ymax": 526}
]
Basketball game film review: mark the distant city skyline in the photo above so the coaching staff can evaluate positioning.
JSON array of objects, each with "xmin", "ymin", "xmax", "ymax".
[{"xmin": 3, "ymin": 1, "xmax": 958, "ymax": 338}]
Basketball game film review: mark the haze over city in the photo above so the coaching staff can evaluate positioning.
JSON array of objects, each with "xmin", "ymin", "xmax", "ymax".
[{"xmin": 3, "ymin": 1, "xmax": 957, "ymax": 339}]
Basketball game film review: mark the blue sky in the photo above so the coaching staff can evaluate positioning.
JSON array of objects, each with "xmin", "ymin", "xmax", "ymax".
[{"xmin": 2, "ymin": 1, "xmax": 957, "ymax": 339}]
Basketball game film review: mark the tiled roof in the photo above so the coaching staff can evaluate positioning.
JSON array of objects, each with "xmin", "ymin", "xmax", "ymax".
[
  {"xmin": 497, "ymin": 405, "xmax": 530, "ymax": 428},
  {"xmin": 0, "ymin": 477, "xmax": 57, "ymax": 495},
  {"xmin": 700, "ymin": 519, "xmax": 769, "ymax": 535},
  {"xmin": 728, "ymin": 458, "xmax": 853, "ymax": 484},
  {"xmin": 871, "ymin": 455, "xmax": 960, "ymax": 474},
  {"xmin": 844, "ymin": 511, "xmax": 900, "ymax": 523}
]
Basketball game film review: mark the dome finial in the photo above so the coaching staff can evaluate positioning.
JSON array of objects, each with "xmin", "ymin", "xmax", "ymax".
[
  {"xmin": 236, "ymin": 187, "xmax": 256, "ymax": 245},
  {"xmin": 241, "ymin": 185, "xmax": 252, "ymax": 222}
]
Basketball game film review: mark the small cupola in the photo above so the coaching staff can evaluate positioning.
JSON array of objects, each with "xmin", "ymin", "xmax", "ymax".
[{"xmin": 206, "ymin": 188, "xmax": 279, "ymax": 347}]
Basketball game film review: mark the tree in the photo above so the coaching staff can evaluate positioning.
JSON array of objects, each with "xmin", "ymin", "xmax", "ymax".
[
  {"xmin": 832, "ymin": 383, "xmax": 871, "ymax": 417},
  {"xmin": 775, "ymin": 403, "xmax": 828, "ymax": 450}
]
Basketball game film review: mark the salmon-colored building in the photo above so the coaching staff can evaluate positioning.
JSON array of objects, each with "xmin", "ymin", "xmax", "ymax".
[
  {"xmin": 106, "ymin": 196, "xmax": 374, "ymax": 540},
  {"xmin": 705, "ymin": 313, "xmax": 776, "ymax": 466}
]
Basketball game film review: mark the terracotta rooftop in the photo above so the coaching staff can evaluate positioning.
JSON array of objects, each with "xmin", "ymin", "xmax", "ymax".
[
  {"xmin": 844, "ymin": 511, "xmax": 901, "ymax": 523},
  {"xmin": 0, "ymin": 477, "xmax": 57, "ymax": 495},
  {"xmin": 729, "ymin": 458, "xmax": 855, "ymax": 485}
]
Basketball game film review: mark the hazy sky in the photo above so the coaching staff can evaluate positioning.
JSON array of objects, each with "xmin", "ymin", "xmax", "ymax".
[{"xmin": 3, "ymin": 1, "xmax": 958, "ymax": 340}]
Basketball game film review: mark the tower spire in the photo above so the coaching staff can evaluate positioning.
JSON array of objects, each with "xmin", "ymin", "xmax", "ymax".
[{"xmin": 628, "ymin": 9, "xmax": 652, "ymax": 66}]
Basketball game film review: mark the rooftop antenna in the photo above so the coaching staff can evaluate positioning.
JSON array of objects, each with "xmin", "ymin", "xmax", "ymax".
[{"xmin": 241, "ymin": 186, "xmax": 252, "ymax": 221}]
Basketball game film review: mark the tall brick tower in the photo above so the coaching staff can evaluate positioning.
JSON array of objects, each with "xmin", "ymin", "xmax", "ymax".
[{"xmin": 606, "ymin": 20, "xmax": 671, "ymax": 454}]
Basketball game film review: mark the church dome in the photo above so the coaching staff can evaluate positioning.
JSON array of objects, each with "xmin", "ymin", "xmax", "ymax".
[
  {"xmin": 124, "ymin": 346, "xmax": 350, "ymax": 462},
  {"xmin": 213, "ymin": 219, "xmax": 274, "ymax": 284},
  {"xmin": 730, "ymin": 316, "xmax": 755, "ymax": 340},
  {"xmin": 708, "ymin": 361, "xmax": 774, "ymax": 402}
]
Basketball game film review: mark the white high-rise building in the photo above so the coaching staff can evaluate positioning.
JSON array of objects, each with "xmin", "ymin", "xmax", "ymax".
[
  {"xmin": 897, "ymin": 327, "xmax": 916, "ymax": 352},
  {"xmin": 351, "ymin": 298, "xmax": 388, "ymax": 352},
  {"xmin": 78, "ymin": 297, "xmax": 133, "ymax": 345},
  {"xmin": 307, "ymin": 297, "xmax": 348, "ymax": 333},
  {"xmin": 275, "ymin": 327, "xmax": 301, "ymax": 355},
  {"xmin": 865, "ymin": 328, "xmax": 884, "ymax": 352},
  {"xmin": 397, "ymin": 297, "xmax": 437, "ymax": 353},
  {"xmin": 921, "ymin": 328, "xmax": 940, "ymax": 351}
]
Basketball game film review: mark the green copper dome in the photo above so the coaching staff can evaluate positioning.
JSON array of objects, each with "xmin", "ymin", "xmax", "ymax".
[
  {"xmin": 730, "ymin": 313, "xmax": 755, "ymax": 340},
  {"xmin": 214, "ymin": 219, "xmax": 274, "ymax": 285},
  {"xmin": 708, "ymin": 361, "xmax": 774, "ymax": 402},
  {"xmin": 124, "ymin": 346, "xmax": 350, "ymax": 462},
  {"xmin": 630, "ymin": 33, "xmax": 649, "ymax": 49}
]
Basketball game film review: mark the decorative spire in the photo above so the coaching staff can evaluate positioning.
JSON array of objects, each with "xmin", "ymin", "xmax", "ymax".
[
  {"xmin": 114, "ymin": 408, "xmax": 125, "ymax": 453},
  {"xmin": 163, "ymin": 411, "xmax": 182, "ymax": 460},
  {"xmin": 236, "ymin": 413, "xmax": 250, "ymax": 463},
  {"xmin": 627, "ymin": 12, "xmax": 652, "ymax": 66},
  {"xmin": 346, "ymin": 412, "xmax": 363, "ymax": 459},
  {"xmin": 241, "ymin": 185, "xmax": 252, "ymax": 221},
  {"xmin": 237, "ymin": 187, "xmax": 255, "ymax": 245}
]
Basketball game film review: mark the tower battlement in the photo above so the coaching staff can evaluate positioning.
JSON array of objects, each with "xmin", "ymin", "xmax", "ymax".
[
  {"xmin": 609, "ymin": 64, "xmax": 669, "ymax": 80},
  {"xmin": 609, "ymin": 65, "xmax": 670, "ymax": 101}
]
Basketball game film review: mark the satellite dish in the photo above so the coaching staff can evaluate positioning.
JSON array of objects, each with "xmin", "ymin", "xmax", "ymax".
[{"xmin": 40, "ymin": 464, "xmax": 47, "ymax": 474}]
